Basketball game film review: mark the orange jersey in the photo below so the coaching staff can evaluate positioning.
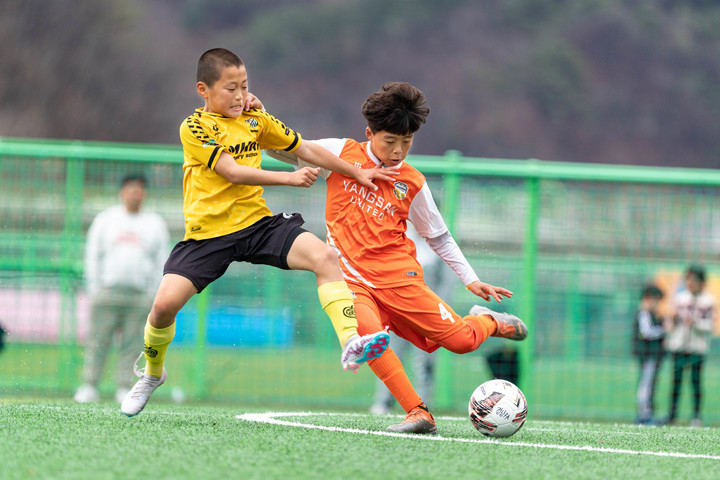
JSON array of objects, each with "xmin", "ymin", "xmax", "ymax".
[{"xmin": 324, "ymin": 139, "xmax": 431, "ymax": 288}]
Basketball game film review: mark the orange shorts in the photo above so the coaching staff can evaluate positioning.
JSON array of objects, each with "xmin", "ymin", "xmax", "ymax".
[{"xmin": 349, "ymin": 281, "xmax": 467, "ymax": 353}]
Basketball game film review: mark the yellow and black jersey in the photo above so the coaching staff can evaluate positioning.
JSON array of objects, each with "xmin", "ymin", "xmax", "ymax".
[{"xmin": 178, "ymin": 108, "xmax": 302, "ymax": 240}]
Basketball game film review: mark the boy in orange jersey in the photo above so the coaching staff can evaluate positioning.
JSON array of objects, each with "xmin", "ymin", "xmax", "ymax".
[
  {"xmin": 268, "ymin": 82, "xmax": 528, "ymax": 434},
  {"xmin": 120, "ymin": 48, "xmax": 396, "ymax": 417}
]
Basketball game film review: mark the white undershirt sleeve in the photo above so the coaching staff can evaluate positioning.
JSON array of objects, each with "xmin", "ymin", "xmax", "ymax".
[
  {"xmin": 408, "ymin": 183, "xmax": 480, "ymax": 287},
  {"xmin": 425, "ymin": 232, "xmax": 480, "ymax": 287}
]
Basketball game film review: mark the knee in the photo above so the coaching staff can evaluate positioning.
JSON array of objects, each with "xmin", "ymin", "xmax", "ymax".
[
  {"xmin": 315, "ymin": 243, "xmax": 338, "ymax": 266},
  {"xmin": 150, "ymin": 296, "xmax": 180, "ymax": 322}
]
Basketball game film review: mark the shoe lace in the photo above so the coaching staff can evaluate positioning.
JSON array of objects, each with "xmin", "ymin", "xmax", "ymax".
[
  {"xmin": 132, "ymin": 351, "xmax": 146, "ymax": 378},
  {"xmin": 403, "ymin": 405, "xmax": 433, "ymax": 424}
]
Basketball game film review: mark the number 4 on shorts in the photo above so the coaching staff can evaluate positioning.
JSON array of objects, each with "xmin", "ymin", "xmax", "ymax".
[{"xmin": 438, "ymin": 303, "xmax": 454, "ymax": 323}]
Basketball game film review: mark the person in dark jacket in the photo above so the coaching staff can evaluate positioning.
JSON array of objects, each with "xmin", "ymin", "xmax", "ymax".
[{"xmin": 633, "ymin": 284, "xmax": 666, "ymax": 425}]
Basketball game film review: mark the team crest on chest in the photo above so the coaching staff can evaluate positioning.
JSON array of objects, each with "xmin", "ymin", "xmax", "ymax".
[
  {"xmin": 245, "ymin": 118, "xmax": 259, "ymax": 131},
  {"xmin": 393, "ymin": 181, "xmax": 409, "ymax": 200}
]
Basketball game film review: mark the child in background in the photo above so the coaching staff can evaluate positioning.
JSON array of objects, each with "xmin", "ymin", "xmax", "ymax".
[
  {"xmin": 665, "ymin": 265, "xmax": 716, "ymax": 426},
  {"xmin": 632, "ymin": 284, "xmax": 666, "ymax": 426}
]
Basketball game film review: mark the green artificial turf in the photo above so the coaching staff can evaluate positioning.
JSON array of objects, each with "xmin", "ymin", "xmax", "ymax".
[{"xmin": 2, "ymin": 399, "xmax": 718, "ymax": 480}]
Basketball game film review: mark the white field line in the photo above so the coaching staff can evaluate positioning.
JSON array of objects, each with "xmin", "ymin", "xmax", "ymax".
[{"xmin": 236, "ymin": 411, "xmax": 720, "ymax": 461}]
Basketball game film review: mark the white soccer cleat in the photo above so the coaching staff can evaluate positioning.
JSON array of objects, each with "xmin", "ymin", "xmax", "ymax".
[
  {"xmin": 341, "ymin": 331, "xmax": 390, "ymax": 373},
  {"xmin": 121, "ymin": 352, "xmax": 167, "ymax": 417},
  {"xmin": 73, "ymin": 384, "xmax": 100, "ymax": 403}
]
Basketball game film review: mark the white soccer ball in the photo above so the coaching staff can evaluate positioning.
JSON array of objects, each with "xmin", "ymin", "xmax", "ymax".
[{"xmin": 468, "ymin": 379, "xmax": 527, "ymax": 438}]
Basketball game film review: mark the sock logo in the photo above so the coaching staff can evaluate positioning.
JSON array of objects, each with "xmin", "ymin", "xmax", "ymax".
[
  {"xmin": 343, "ymin": 306, "xmax": 356, "ymax": 318},
  {"xmin": 144, "ymin": 345, "xmax": 158, "ymax": 358}
]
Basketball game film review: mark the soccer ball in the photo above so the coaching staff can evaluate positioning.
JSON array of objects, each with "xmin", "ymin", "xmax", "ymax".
[{"xmin": 468, "ymin": 379, "xmax": 527, "ymax": 438}]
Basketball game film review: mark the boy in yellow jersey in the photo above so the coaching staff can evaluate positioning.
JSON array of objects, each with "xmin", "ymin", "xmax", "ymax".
[
  {"xmin": 268, "ymin": 82, "xmax": 528, "ymax": 434},
  {"xmin": 121, "ymin": 48, "xmax": 394, "ymax": 416}
]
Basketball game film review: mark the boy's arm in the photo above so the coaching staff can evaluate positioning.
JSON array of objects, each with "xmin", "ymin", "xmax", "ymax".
[
  {"xmin": 409, "ymin": 184, "xmax": 512, "ymax": 302},
  {"xmin": 292, "ymin": 141, "xmax": 397, "ymax": 192},
  {"xmin": 214, "ymin": 151, "xmax": 320, "ymax": 187},
  {"xmin": 84, "ymin": 213, "xmax": 103, "ymax": 295}
]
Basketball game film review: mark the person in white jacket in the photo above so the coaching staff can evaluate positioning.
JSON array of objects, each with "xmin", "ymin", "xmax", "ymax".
[
  {"xmin": 74, "ymin": 175, "xmax": 169, "ymax": 403},
  {"xmin": 665, "ymin": 265, "xmax": 716, "ymax": 426}
]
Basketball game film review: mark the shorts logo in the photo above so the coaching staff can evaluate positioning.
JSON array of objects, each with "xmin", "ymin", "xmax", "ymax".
[
  {"xmin": 393, "ymin": 181, "xmax": 409, "ymax": 200},
  {"xmin": 144, "ymin": 345, "xmax": 158, "ymax": 358},
  {"xmin": 343, "ymin": 306, "xmax": 356, "ymax": 318}
]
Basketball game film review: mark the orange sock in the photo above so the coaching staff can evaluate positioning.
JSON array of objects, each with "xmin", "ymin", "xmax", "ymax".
[
  {"xmin": 369, "ymin": 348, "xmax": 422, "ymax": 413},
  {"xmin": 469, "ymin": 313, "xmax": 498, "ymax": 337}
]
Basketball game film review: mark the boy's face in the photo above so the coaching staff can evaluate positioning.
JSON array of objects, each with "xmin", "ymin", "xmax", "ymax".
[
  {"xmin": 365, "ymin": 128, "xmax": 414, "ymax": 168},
  {"xmin": 686, "ymin": 274, "xmax": 704, "ymax": 295},
  {"xmin": 120, "ymin": 180, "xmax": 145, "ymax": 213},
  {"xmin": 197, "ymin": 64, "xmax": 248, "ymax": 118}
]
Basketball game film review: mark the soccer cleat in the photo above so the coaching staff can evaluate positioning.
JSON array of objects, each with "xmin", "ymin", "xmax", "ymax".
[
  {"xmin": 121, "ymin": 352, "xmax": 166, "ymax": 417},
  {"xmin": 73, "ymin": 384, "xmax": 100, "ymax": 403},
  {"xmin": 341, "ymin": 331, "xmax": 390, "ymax": 372},
  {"xmin": 386, "ymin": 403, "xmax": 437, "ymax": 435},
  {"xmin": 470, "ymin": 305, "xmax": 528, "ymax": 340}
]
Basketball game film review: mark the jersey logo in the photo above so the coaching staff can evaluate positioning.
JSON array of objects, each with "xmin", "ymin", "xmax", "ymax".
[
  {"xmin": 393, "ymin": 181, "xmax": 409, "ymax": 200},
  {"xmin": 245, "ymin": 118, "xmax": 259, "ymax": 130},
  {"xmin": 203, "ymin": 139, "xmax": 217, "ymax": 148}
]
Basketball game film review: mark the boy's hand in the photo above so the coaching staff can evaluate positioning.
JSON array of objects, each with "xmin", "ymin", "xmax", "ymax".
[
  {"xmin": 468, "ymin": 281, "xmax": 513, "ymax": 303},
  {"xmin": 353, "ymin": 166, "xmax": 399, "ymax": 191},
  {"xmin": 288, "ymin": 166, "xmax": 320, "ymax": 187},
  {"xmin": 244, "ymin": 92, "xmax": 264, "ymax": 111}
]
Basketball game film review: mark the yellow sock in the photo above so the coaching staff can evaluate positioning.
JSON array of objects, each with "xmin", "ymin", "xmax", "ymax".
[
  {"xmin": 318, "ymin": 281, "xmax": 359, "ymax": 347},
  {"xmin": 144, "ymin": 319, "xmax": 175, "ymax": 378}
]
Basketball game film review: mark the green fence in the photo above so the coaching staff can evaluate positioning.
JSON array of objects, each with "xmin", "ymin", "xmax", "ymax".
[{"xmin": 1, "ymin": 136, "xmax": 719, "ymax": 424}]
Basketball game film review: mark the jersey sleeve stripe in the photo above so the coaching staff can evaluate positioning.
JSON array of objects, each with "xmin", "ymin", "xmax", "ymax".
[
  {"xmin": 207, "ymin": 146, "xmax": 222, "ymax": 169},
  {"xmin": 284, "ymin": 132, "xmax": 300, "ymax": 152}
]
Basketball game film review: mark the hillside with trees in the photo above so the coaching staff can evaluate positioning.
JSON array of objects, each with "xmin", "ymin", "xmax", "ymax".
[{"xmin": 2, "ymin": 0, "xmax": 720, "ymax": 167}]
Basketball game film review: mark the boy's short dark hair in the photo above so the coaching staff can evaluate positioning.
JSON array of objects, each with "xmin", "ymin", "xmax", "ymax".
[
  {"xmin": 642, "ymin": 284, "xmax": 664, "ymax": 299},
  {"xmin": 686, "ymin": 264, "xmax": 706, "ymax": 283},
  {"xmin": 121, "ymin": 174, "xmax": 146, "ymax": 187},
  {"xmin": 197, "ymin": 48, "xmax": 244, "ymax": 86},
  {"xmin": 362, "ymin": 82, "xmax": 430, "ymax": 135}
]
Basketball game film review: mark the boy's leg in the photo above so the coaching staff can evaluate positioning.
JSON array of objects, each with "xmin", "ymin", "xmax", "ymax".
[
  {"xmin": 122, "ymin": 274, "xmax": 196, "ymax": 416},
  {"xmin": 116, "ymin": 292, "xmax": 152, "ymax": 394},
  {"xmin": 371, "ymin": 330, "xmax": 408, "ymax": 414},
  {"xmin": 636, "ymin": 358, "xmax": 656, "ymax": 423},
  {"xmin": 690, "ymin": 355, "xmax": 703, "ymax": 422},
  {"xmin": 353, "ymin": 289, "xmax": 435, "ymax": 434},
  {"xmin": 75, "ymin": 290, "xmax": 117, "ymax": 402},
  {"xmin": 287, "ymin": 232, "xmax": 388, "ymax": 369},
  {"xmin": 668, "ymin": 353, "xmax": 684, "ymax": 423}
]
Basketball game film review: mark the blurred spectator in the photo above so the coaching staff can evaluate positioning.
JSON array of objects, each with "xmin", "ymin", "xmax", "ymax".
[
  {"xmin": 0, "ymin": 321, "xmax": 6, "ymax": 353},
  {"xmin": 74, "ymin": 175, "xmax": 169, "ymax": 403},
  {"xmin": 632, "ymin": 284, "xmax": 666, "ymax": 426},
  {"xmin": 487, "ymin": 345, "xmax": 519, "ymax": 386},
  {"xmin": 370, "ymin": 226, "xmax": 454, "ymax": 414},
  {"xmin": 665, "ymin": 265, "xmax": 716, "ymax": 427}
]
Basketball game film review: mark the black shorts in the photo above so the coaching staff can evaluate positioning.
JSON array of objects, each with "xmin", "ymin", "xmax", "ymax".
[{"xmin": 164, "ymin": 213, "xmax": 307, "ymax": 292}]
